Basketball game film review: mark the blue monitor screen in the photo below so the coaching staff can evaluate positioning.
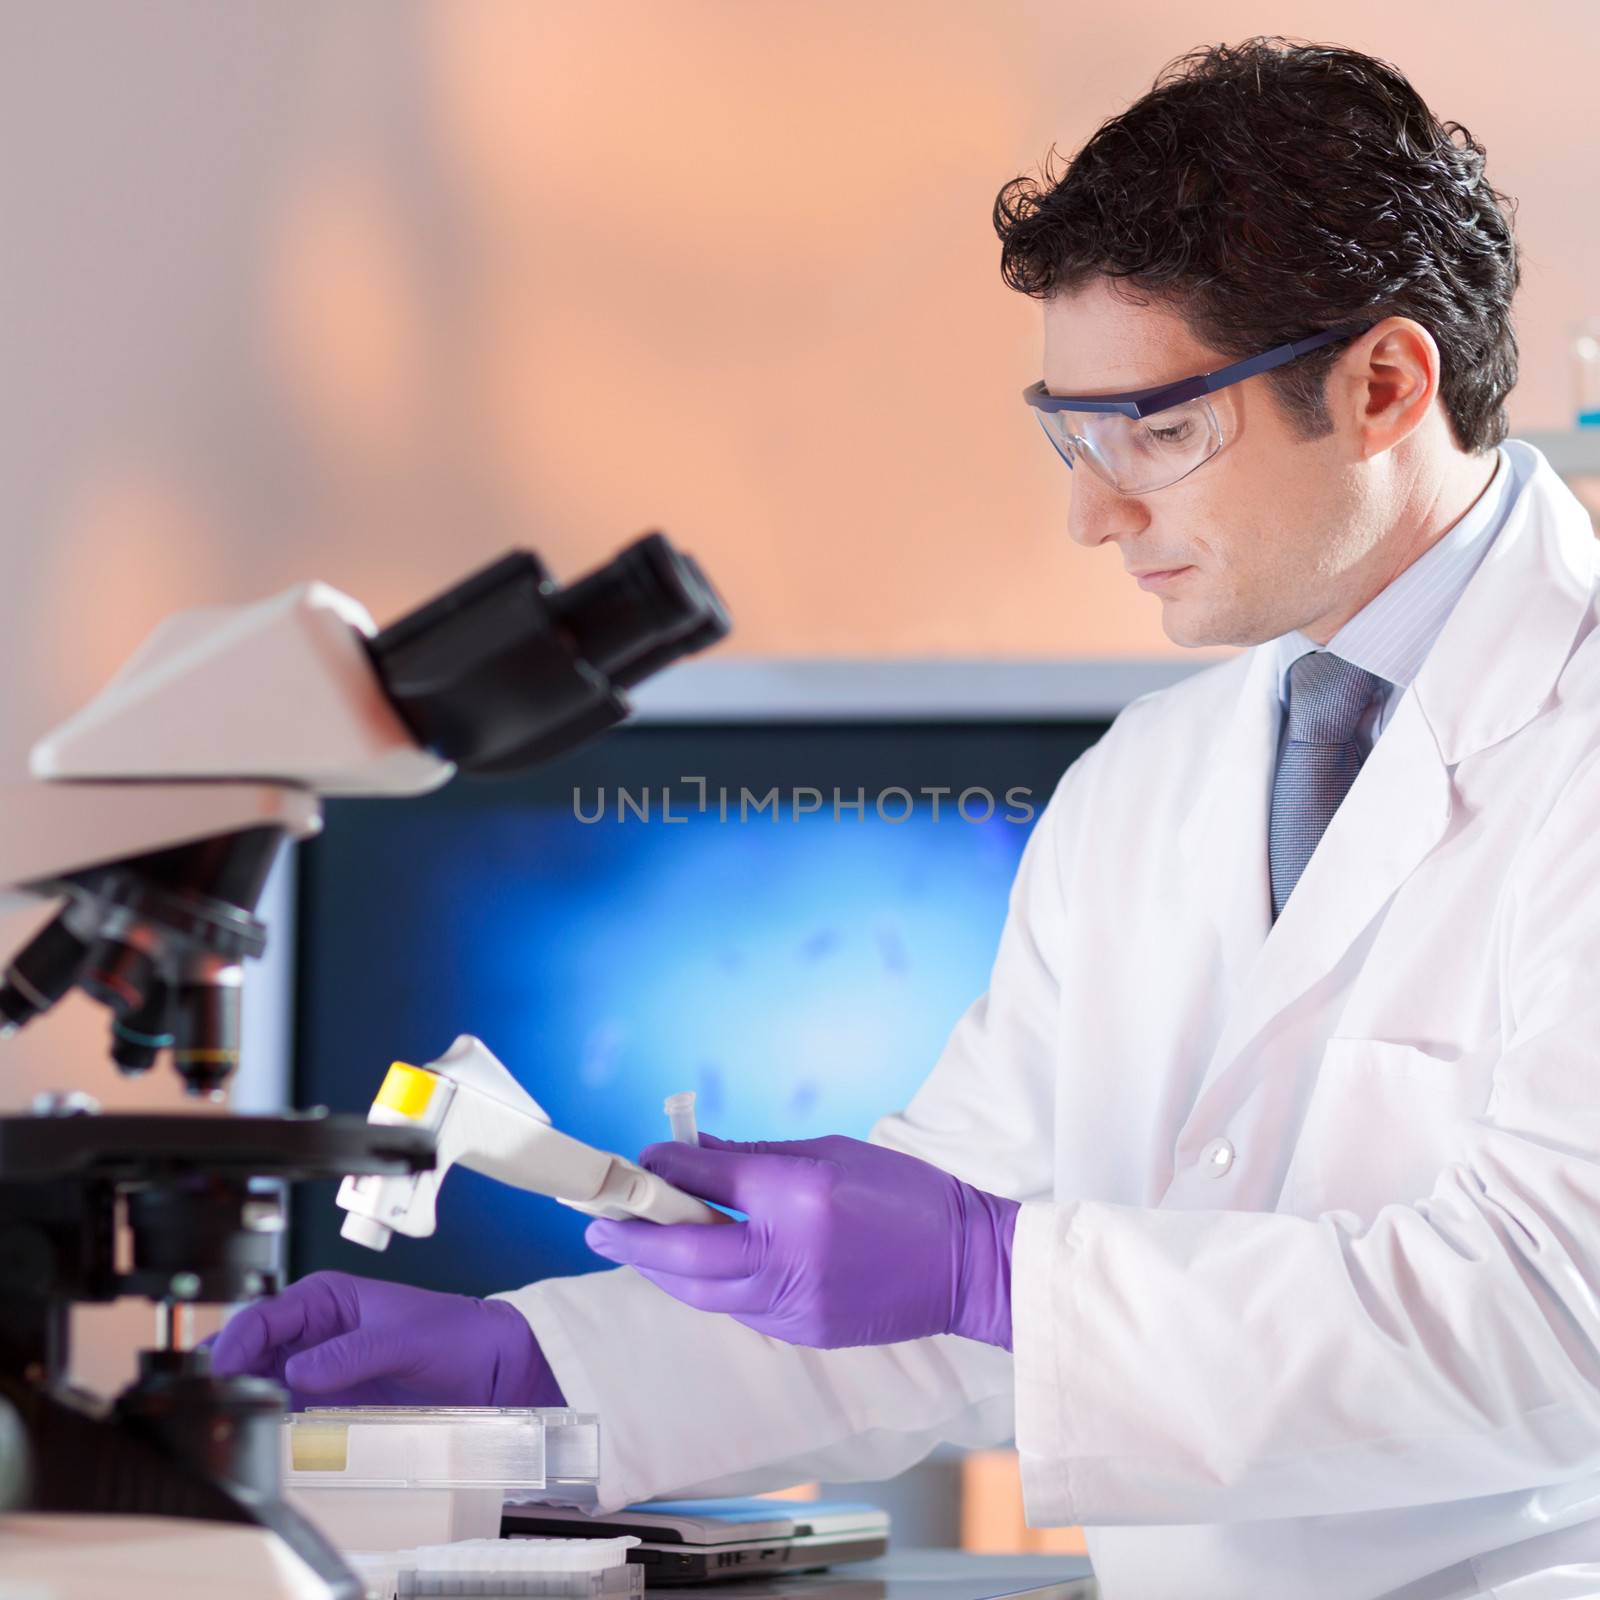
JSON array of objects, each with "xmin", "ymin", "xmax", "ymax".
[{"xmin": 291, "ymin": 721, "xmax": 1101, "ymax": 1296}]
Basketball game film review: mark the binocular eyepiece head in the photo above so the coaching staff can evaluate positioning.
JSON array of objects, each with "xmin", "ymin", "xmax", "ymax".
[{"xmin": 368, "ymin": 532, "xmax": 729, "ymax": 777}]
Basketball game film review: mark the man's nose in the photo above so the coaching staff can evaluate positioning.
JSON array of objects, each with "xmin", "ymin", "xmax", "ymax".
[{"xmin": 1066, "ymin": 467, "xmax": 1150, "ymax": 548}]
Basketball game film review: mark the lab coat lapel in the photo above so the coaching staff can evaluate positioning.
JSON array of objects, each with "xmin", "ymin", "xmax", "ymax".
[
  {"xmin": 1193, "ymin": 445, "xmax": 1596, "ymax": 1093},
  {"xmin": 1225, "ymin": 688, "xmax": 1451, "ymax": 1059},
  {"xmin": 1182, "ymin": 672, "xmax": 1451, "ymax": 1103},
  {"xmin": 1176, "ymin": 647, "xmax": 1278, "ymax": 988}
]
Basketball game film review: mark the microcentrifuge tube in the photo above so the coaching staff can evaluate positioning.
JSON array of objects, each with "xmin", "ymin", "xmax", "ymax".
[{"xmin": 664, "ymin": 1091, "xmax": 699, "ymax": 1145}]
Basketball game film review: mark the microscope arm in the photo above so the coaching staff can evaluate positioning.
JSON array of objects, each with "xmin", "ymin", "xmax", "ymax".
[
  {"xmin": 336, "ymin": 1035, "xmax": 727, "ymax": 1250},
  {"xmin": 0, "ymin": 781, "xmax": 324, "ymax": 901},
  {"xmin": 28, "ymin": 581, "xmax": 449, "ymax": 802}
]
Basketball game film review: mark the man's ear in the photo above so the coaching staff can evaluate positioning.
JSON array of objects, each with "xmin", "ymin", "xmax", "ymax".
[{"xmin": 1330, "ymin": 317, "xmax": 1442, "ymax": 458}]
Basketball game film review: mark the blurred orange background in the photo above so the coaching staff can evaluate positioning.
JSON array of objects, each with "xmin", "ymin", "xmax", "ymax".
[{"xmin": 3, "ymin": 0, "xmax": 1596, "ymax": 764}]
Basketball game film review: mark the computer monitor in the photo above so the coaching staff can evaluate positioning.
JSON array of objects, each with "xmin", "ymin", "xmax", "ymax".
[{"xmin": 288, "ymin": 660, "xmax": 1195, "ymax": 1298}]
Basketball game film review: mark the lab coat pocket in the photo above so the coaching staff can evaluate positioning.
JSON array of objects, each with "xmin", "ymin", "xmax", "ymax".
[{"xmin": 1284, "ymin": 1037, "xmax": 1496, "ymax": 1223}]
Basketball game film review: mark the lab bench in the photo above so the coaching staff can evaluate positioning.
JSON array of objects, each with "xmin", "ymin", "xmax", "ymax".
[{"xmin": 660, "ymin": 1548, "xmax": 1095, "ymax": 1599}]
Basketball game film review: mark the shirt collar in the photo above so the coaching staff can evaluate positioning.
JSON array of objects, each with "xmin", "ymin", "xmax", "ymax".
[{"xmin": 1273, "ymin": 446, "xmax": 1514, "ymax": 703}]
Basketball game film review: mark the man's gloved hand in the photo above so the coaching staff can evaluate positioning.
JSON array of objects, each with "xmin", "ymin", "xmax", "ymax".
[
  {"xmin": 583, "ymin": 1134, "xmax": 1018, "ymax": 1351},
  {"xmin": 207, "ymin": 1270, "xmax": 565, "ymax": 1409}
]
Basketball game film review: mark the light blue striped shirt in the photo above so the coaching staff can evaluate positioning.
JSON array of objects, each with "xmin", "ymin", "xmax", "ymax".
[{"xmin": 1272, "ymin": 446, "xmax": 1516, "ymax": 744}]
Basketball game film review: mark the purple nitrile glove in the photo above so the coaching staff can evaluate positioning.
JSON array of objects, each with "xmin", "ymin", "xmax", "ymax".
[
  {"xmin": 207, "ymin": 1270, "xmax": 565, "ymax": 1410},
  {"xmin": 584, "ymin": 1133, "xmax": 1018, "ymax": 1351}
]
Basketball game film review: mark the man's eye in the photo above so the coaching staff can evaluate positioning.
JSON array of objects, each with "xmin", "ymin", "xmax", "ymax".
[{"xmin": 1147, "ymin": 421, "xmax": 1193, "ymax": 446}]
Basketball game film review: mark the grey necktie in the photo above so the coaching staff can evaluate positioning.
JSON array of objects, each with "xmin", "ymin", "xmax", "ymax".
[{"xmin": 1269, "ymin": 651, "xmax": 1388, "ymax": 919}]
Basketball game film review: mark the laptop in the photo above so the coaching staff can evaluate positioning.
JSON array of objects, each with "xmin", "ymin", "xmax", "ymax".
[{"xmin": 502, "ymin": 1498, "xmax": 892, "ymax": 1584}]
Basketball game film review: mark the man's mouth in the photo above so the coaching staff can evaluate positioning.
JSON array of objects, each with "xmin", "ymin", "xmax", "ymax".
[{"xmin": 1131, "ymin": 565, "xmax": 1194, "ymax": 591}]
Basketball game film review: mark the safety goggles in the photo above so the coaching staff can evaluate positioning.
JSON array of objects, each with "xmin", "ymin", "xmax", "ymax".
[{"xmin": 1023, "ymin": 324, "xmax": 1372, "ymax": 495}]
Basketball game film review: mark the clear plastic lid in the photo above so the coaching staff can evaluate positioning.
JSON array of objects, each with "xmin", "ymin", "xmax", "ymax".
[
  {"xmin": 283, "ymin": 1405, "xmax": 600, "ymax": 1490},
  {"xmin": 350, "ymin": 1539, "xmax": 641, "ymax": 1600}
]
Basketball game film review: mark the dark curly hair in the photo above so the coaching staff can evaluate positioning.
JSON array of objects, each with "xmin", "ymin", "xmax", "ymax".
[{"xmin": 994, "ymin": 38, "xmax": 1520, "ymax": 452}]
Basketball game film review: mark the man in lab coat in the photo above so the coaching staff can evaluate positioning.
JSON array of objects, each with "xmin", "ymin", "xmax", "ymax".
[{"xmin": 216, "ymin": 37, "xmax": 1600, "ymax": 1600}]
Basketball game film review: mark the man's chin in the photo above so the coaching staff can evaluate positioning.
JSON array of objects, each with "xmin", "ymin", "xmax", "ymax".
[
  {"xmin": 1158, "ymin": 602, "xmax": 1217, "ymax": 649},
  {"xmin": 1158, "ymin": 602, "xmax": 1267, "ymax": 651}
]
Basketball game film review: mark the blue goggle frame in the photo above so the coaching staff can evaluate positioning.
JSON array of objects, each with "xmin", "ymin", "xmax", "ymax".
[{"xmin": 1023, "ymin": 324, "xmax": 1374, "ymax": 420}]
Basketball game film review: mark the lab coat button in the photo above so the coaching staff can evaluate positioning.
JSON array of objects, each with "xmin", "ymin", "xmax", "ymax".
[{"xmin": 1201, "ymin": 1137, "xmax": 1235, "ymax": 1177}]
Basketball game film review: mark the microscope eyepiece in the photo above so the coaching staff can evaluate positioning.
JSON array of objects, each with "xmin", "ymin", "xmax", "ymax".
[
  {"xmin": 368, "ymin": 531, "xmax": 730, "ymax": 776},
  {"xmin": 552, "ymin": 533, "xmax": 731, "ymax": 691}
]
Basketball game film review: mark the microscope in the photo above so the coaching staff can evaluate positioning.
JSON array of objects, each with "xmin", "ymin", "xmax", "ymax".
[{"xmin": 0, "ymin": 534, "xmax": 728, "ymax": 1598}]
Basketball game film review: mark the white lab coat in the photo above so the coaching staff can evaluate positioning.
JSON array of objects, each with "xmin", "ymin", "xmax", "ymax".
[{"xmin": 497, "ymin": 439, "xmax": 1600, "ymax": 1600}]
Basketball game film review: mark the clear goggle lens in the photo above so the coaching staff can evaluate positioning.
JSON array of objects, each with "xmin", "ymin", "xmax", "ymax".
[{"xmin": 1034, "ymin": 397, "xmax": 1225, "ymax": 495}]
